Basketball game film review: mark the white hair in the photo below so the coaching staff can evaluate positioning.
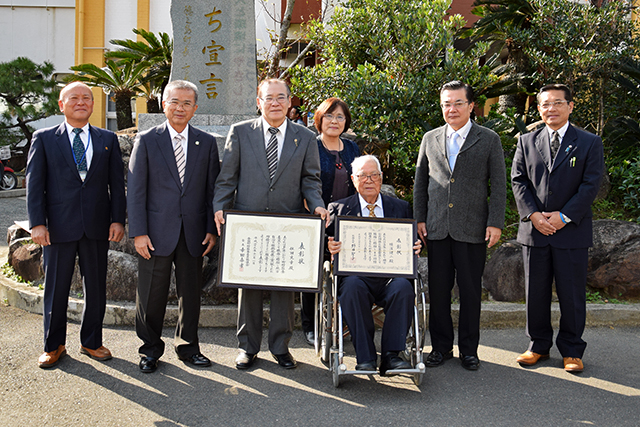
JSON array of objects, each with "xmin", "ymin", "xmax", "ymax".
[
  {"xmin": 351, "ymin": 155, "xmax": 382, "ymax": 176},
  {"xmin": 163, "ymin": 80, "xmax": 198, "ymax": 104}
]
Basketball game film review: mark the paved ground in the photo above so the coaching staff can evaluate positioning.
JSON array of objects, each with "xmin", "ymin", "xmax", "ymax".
[
  {"xmin": 0, "ymin": 194, "xmax": 27, "ymax": 246},
  {"xmin": 1, "ymin": 303, "xmax": 639, "ymax": 427}
]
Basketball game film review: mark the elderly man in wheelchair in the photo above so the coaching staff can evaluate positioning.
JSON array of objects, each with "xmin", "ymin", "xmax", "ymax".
[{"xmin": 326, "ymin": 155, "xmax": 422, "ymax": 375}]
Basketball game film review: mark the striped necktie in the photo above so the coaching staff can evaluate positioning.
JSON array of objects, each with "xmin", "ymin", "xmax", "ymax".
[
  {"xmin": 266, "ymin": 127, "xmax": 279, "ymax": 180},
  {"xmin": 366, "ymin": 204, "xmax": 377, "ymax": 217},
  {"xmin": 174, "ymin": 134, "xmax": 186, "ymax": 185}
]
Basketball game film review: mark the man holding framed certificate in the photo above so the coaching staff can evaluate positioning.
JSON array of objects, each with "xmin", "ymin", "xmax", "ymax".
[{"xmin": 327, "ymin": 155, "xmax": 422, "ymax": 375}]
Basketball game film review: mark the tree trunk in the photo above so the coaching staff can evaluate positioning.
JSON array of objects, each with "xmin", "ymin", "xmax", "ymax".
[
  {"xmin": 146, "ymin": 96, "xmax": 161, "ymax": 114},
  {"xmin": 16, "ymin": 119, "xmax": 33, "ymax": 155},
  {"xmin": 115, "ymin": 93, "xmax": 134, "ymax": 130},
  {"xmin": 266, "ymin": 0, "xmax": 296, "ymax": 78}
]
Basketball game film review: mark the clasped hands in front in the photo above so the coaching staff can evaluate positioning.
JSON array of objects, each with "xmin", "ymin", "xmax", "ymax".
[{"xmin": 531, "ymin": 211, "xmax": 566, "ymax": 236}]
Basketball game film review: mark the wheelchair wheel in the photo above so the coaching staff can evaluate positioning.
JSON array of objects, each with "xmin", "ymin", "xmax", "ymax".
[{"xmin": 332, "ymin": 353, "xmax": 341, "ymax": 388}]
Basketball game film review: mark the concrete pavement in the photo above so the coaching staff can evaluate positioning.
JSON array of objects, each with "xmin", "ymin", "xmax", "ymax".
[{"xmin": 1, "ymin": 303, "xmax": 639, "ymax": 426}]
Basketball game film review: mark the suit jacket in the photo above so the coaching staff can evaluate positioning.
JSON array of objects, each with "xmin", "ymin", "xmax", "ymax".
[
  {"xmin": 511, "ymin": 124, "xmax": 604, "ymax": 248},
  {"xmin": 327, "ymin": 194, "xmax": 412, "ymax": 237},
  {"xmin": 128, "ymin": 122, "xmax": 220, "ymax": 257},
  {"xmin": 413, "ymin": 122, "xmax": 506, "ymax": 244},
  {"xmin": 27, "ymin": 123, "xmax": 126, "ymax": 243},
  {"xmin": 213, "ymin": 118, "xmax": 324, "ymax": 214}
]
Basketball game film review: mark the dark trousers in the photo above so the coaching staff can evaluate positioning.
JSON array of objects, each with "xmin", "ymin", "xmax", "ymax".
[
  {"xmin": 42, "ymin": 234, "xmax": 108, "ymax": 352},
  {"xmin": 338, "ymin": 276, "xmax": 414, "ymax": 364},
  {"xmin": 427, "ymin": 236, "xmax": 485, "ymax": 356},
  {"xmin": 136, "ymin": 228, "xmax": 203, "ymax": 359},
  {"xmin": 300, "ymin": 292, "xmax": 316, "ymax": 334},
  {"xmin": 522, "ymin": 245, "xmax": 588, "ymax": 358}
]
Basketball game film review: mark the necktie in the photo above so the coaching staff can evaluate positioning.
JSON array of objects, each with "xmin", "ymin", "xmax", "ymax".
[
  {"xmin": 266, "ymin": 127, "xmax": 279, "ymax": 180},
  {"xmin": 72, "ymin": 128, "xmax": 87, "ymax": 172},
  {"xmin": 174, "ymin": 134, "xmax": 186, "ymax": 185},
  {"xmin": 366, "ymin": 204, "xmax": 377, "ymax": 217},
  {"xmin": 551, "ymin": 131, "xmax": 560, "ymax": 159},
  {"xmin": 449, "ymin": 132, "xmax": 461, "ymax": 170}
]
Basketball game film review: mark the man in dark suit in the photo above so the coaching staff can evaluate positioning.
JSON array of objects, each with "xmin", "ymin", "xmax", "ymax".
[
  {"xmin": 214, "ymin": 78, "xmax": 328, "ymax": 370},
  {"xmin": 27, "ymin": 82, "xmax": 126, "ymax": 368},
  {"xmin": 128, "ymin": 80, "xmax": 220, "ymax": 373},
  {"xmin": 511, "ymin": 84, "xmax": 604, "ymax": 373},
  {"xmin": 413, "ymin": 81, "xmax": 506, "ymax": 370},
  {"xmin": 327, "ymin": 155, "xmax": 422, "ymax": 375}
]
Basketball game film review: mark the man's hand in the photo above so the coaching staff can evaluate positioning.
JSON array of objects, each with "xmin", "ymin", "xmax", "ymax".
[
  {"xmin": 202, "ymin": 233, "xmax": 216, "ymax": 256},
  {"xmin": 530, "ymin": 211, "xmax": 556, "ymax": 236},
  {"xmin": 485, "ymin": 226, "xmax": 502, "ymax": 248},
  {"xmin": 417, "ymin": 222, "xmax": 427, "ymax": 246},
  {"xmin": 109, "ymin": 223, "xmax": 125, "ymax": 242},
  {"xmin": 413, "ymin": 239, "xmax": 422, "ymax": 255},
  {"xmin": 542, "ymin": 211, "xmax": 566, "ymax": 231},
  {"xmin": 214, "ymin": 210, "xmax": 225, "ymax": 236},
  {"xmin": 314, "ymin": 206, "xmax": 330, "ymax": 228},
  {"xmin": 327, "ymin": 236, "xmax": 342, "ymax": 255},
  {"xmin": 31, "ymin": 225, "xmax": 50, "ymax": 246},
  {"xmin": 134, "ymin": 235, "xmax": 155, "ymax": 260}
]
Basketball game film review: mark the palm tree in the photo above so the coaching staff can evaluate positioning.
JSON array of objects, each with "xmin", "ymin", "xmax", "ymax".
[
  {"xmin": 69, "ymin": 59, "xmax": 147, "ymax": 130},
  {"xmin": 107, "ymin": 28, "xmax": 173, "ymax": 111},
  {"xmin": 467, "ymin": 0, "xmax": 539, "ymax": 115}
]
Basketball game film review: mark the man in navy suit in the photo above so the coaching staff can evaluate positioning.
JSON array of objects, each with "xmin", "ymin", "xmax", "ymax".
[
  {"xmin": 512, "ymin": 84, "xmax": 604, "ymax": 373},
  {"xmin": 27, "ymin": 82, "xmax": 126, "ymax": 368},
  {"xmin": 326, "ymin": 155, "xmax": 421, "ymax": 375},
  {"xmin": 128, "ymin": 80, "xmax": 220, "ymax": 373}
]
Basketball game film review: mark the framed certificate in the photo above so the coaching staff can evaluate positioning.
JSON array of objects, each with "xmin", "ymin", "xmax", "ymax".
[
  {"xmin": 218, "ymin": 211, "xmax": 325, "ymax": 292},
  {"xmin": 334, "ymin": 216, "xmax": 417, "ymax": 279}
]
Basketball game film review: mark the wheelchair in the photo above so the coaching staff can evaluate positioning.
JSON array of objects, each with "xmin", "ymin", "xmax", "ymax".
[{"xmin": 314, "ymin": 260, "xmax": 427, "ymax": 387}]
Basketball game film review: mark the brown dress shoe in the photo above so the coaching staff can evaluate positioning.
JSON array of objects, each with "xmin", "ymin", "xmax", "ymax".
[
  {"xmin": 80, "ymin": 345, "xmax": 113, "ymax": 361},
  {"xmin": 516, "ymin": 350, "xmax": 550, "ymax": 366},
  {"xmin": 563, "ymin": 357, "xmax": 584, "ymax": 372},
  {"xmin": 38, "ymin": 345, "xmax": 66, "ymax": 369}
]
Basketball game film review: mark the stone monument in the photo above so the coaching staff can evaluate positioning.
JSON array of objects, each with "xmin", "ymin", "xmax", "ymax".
[{"xmin": 138, "ymin": 0, "xmax": 258, "ymax": 155}]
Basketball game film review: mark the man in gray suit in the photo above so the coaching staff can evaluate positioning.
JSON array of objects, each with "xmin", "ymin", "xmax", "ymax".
[
  {"xmin": 128, "ymin": 80, "xmax": 220, "ymax": 373},
  {"xmin": 214, "ymin": 78, "xmax": 328, "ymax": 370},
  {"xmin": 413, "ymin": 81, "xmax": 506, "ymax": 370}
]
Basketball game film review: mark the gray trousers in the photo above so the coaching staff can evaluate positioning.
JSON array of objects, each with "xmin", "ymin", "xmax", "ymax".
[{"xmin": 237, "ymin": 288, "xmax": 294, "ymax": 355}]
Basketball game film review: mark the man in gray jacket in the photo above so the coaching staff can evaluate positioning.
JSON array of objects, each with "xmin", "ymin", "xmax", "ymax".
[{"xmin": 413, "ymin": 81, "xmax": 506, "ymax": 370}]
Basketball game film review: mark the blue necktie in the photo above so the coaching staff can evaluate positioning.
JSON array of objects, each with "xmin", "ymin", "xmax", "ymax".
[
  {"xmin": 448, "ymin": 132, "xmax": 461, "ymax": 170},
  {"xmin": 72, "ymin": 128, "xmax": 87, "ymax": 172}
]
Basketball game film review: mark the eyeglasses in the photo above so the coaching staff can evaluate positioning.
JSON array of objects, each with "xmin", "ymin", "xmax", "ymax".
[
  {"xmin": 355, "ymin": 172, "xmax": 382, "ymax": 182},
  {"xmin": 324, "ymin": 114, "xmax": 346, "ymax": 123},
  {"xmin": 260, "ymin": 95, "xmax": 289, "ymax": 104},
  {"xmin": 539, "ymin": 100, "xmax": 569, "ymax": 110},
  {"xmin": 440, "ymin": 101, "xmax": 469, "ymax": 110},
  {"xmin": 166, "ymin": 100, "xmax": 195, "ymax": 109}
]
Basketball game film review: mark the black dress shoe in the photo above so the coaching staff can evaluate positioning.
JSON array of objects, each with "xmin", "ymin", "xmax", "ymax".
[
  {"xmin": 460, "ymin": 354, "xmax": 480, "ymax": 371},
  {"xmin": 179, "ymin": 353, "xmax": 212, "ymax": 367},
  {"xmin": 304, "ymin": 331, "xmax": 315, "ymax": 347},
  {"xmin": 139, "ymin": 357, "xmax": 159, "ymax": 373},
  {"xmin": 272, "ymin": 352, "xmax": 297, "ymax": 369},
  {"xmin": 355, "ymin": 360, "xmax": 377, "ymax": 371},
  {"xmin": 379, "ymin": 352, "xmax": 412, "ymax": 376},
  {"xmin": 425, "ymin": 349, "xmax": 454, "ymax": 367},
  {"xmin": 235, "ymin": 351, "xmax": 257, "ymax": 370}
]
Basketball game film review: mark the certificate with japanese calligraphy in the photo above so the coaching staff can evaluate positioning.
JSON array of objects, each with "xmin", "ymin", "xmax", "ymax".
[
  {"xmin": 218, "ymin": 211, "xmax": 325, "ymax": 292},
  {"xmin": 334, "ymin": 217, "xmax": 417, "ymax": 279}
]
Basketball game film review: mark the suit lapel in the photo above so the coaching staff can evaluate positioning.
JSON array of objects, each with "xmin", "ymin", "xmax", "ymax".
[
  {"xmin": 344, "ymin": 194, "xmax": 362, "ymax": 217},
  {"xmin": 247, "ymin": 119, "xmax": 272, "ymax": 182},
  {"xmin": 155, "ymin": 123, "xmax": 183, "ymax": 189},
  {"xmin": 182, "ymin": 126, "xmax": 202, "ymax": 189},
  {"xmin": 54, "ymin": 123, "xmax": 82, "ymax": 180},
  {"xmin": 84, "ymin": 125, "xmax": 103, "ymax": 183},
  {"xmin": 534, "ymin": 128, "xmax": 553, "ymax": 171},
  {"xmin": 459, "ymin": 122, "xmax": 480, "ymax": 154},
  {"xmin": 551, "ymin": 124, "xmax": 578, "ymax": 172}
]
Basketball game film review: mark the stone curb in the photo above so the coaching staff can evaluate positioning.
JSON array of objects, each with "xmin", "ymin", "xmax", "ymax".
[
  {"xmin": 0, "ymin": 188, "xmax": 26, "ymax": 198},
  {"xmin": 2, "ymin": 269, "xmax": 639, "ymax": 328}
]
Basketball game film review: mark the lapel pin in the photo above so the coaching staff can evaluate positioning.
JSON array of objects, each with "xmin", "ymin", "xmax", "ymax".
[
  {"xmin": 105, "ymin": 146, "xmax": 108, "ymax": 150},
  {"xmin": 294, "ymin": 138, "xmax": 298, "ymax": 147},
  {"xmin": 196, "ymin": 141, "xmax": 200, "ymax": 145}
]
